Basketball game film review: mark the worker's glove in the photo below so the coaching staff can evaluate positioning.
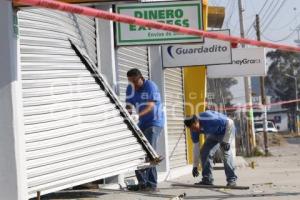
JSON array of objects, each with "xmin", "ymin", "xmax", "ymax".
[
  {"xmin": 220, "ymin": 142, "xmax": 230, "ymax": 151},
  {"xmin": 131, "ymin": 114, "xmax": 139, "ymax": 123},
  {"xmin": 192, "ymin": 167, "xmax": 199, "ymax": 177}
]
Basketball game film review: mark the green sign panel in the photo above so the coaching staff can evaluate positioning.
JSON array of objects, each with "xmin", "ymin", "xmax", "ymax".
[{"xmin": 116, "ymin": 1, "xmax": 203, "ymax": 46}]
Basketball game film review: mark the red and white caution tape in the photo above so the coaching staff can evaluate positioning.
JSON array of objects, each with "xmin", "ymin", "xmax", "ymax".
[
  {"xmin": 15, "ymin": 0, "xmax": 300, "ymax": 53},
  {"xmin": 211, "ymin": 99, "xmax": 300, "ymax": 111}
]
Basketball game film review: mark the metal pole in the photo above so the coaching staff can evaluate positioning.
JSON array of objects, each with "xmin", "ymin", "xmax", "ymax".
[
  {"xmin": 238, "ymin": 0, "xmax": 245, "ymax": 42},
  {"xmin": 255, "ymin": 14, "xmax": 269, "ymax": 155},
  {"xmin": 238, "ymin": 0, "xmax": 256, "ymax": 155},
  {"xmin": 295, "ymin": 76, "xmax": 299, "ymax": 135}
]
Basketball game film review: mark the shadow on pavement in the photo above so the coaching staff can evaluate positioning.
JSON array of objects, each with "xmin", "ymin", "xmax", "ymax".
[
  {"xmin": 185, "ymin": 192, "xmax": 300, "ymax": 199},
  {"xmin": 31, "ymin": 190, "xmax": 107, "ymax": 200},
  {"xmin": 286, "ymin": 137, "xmax": 300, "ymax": 145}
]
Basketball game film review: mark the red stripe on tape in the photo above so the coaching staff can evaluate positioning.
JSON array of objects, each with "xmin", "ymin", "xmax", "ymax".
[
  {"xmin": 210, "ymin": 99, "xmax": 300, "ymax": 111},
  {"xmin": 15, "ymin": 0, "xmax": 300, "ymax": 52}
]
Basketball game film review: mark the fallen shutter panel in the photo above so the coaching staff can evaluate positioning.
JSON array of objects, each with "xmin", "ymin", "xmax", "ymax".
[
  {"xmin": 117, "ymin": 46, "xmax": 149, "ymax": 103},
  {"xmin": 164, "ymin": 68, "xmax": 187, "ymax": 168},
  {"xmin": 18, "ymin": 8, "xmax": 157, "ymax": 198}
]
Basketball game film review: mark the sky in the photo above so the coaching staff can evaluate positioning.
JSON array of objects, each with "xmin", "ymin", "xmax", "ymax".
[
  {"xmin": 210, "ymin": 0, "xmax": 300, "ymax": 47},
  {"xmin": 209, "ymin": 0, "xmax": 300, "ymax": 105}
]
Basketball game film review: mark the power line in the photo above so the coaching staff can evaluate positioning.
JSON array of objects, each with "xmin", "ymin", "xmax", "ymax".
[
  {"xmin": 262, "ymin": 30, "xmax": 296, "ymax": 42},
  {"xmin": 261, "ymin": 0, "xmax": 287, "ymax": 33},
  {"xmin": 247, "ymin": 0, "xmax": 282, "ymax": 39},
  {"xmin": 260, "ymin": 0, "xmax": 279, "ymax": 23},
  {"xmin": 268, "ymin": 12, "xmax": 300, "ymax": 31},
  {"xmin": 225, "ymin": 0, "xmax": 236, "ymax": 28},
  {"xmin": 245, "ymin": 0, "xmax": 271, "ymax": 37},
  {"xmin": 257, "ymin": 0, "xmax": 270, "ymax": 15}
]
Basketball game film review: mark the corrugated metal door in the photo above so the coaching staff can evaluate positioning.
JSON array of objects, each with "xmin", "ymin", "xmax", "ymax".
[
  {"xmin": 18, "ymin": 8, "xmax": 150, "ymax": 198},
  {"xmin": 164, "ymin": 68, "xmax": 187, "ymax": 168},
  {"xmin": 117, "ymin": 46, "xmax": 149, "ymax": 103}
]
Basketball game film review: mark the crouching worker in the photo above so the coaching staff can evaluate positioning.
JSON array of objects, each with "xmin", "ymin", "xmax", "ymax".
[{"xmin": 184, "ymin": 110, "xmax": 238, "ymax": 186}]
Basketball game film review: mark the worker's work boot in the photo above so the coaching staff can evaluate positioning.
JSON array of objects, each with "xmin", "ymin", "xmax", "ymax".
[
  {"xmin": 127, "ymin": 184, "xmax": 147, "ymax": 191},
  {"xmin": 227, "ymin": 182, "xmax": 237, "ymax": 187},
  {"xmin": 144, "ymin": 187, "xmax": 160, "ymax": 193},
  {"xmin": 195, "ymin": 180, "xmax": 213, "ymax": 185}
]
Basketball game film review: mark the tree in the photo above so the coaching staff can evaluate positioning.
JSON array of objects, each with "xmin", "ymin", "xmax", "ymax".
[
  {"xmin": 207, "ymin": 78, "xmax": 238, "ymax": 109},
  {"xmin": 266, "ymin": 50, "xmax": 300, "ymax": 132},
  {"xmin": 266, "ymin": 50, "xmax": 300, "ymax": 107}
]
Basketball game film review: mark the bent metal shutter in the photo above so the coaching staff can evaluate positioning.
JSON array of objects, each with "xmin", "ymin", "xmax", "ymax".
[
  {"xmin": 164, "ymin": 68, "xmax": 187, "ymax": 168},
  {"xmin": 18, "ymin": 8, "xmax": 158, "ymax": 198}
]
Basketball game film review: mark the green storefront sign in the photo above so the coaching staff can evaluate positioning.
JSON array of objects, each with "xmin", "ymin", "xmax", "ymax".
[{"xmin": 116, "ymin": 1, "xmax": 203, "ymax": 46}]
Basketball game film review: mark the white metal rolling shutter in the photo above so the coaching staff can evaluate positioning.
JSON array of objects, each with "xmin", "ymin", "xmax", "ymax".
[
  {"xmin": 117, "ymin": 46, "xmax": 149, "ymax": 103},
  {"xmin": 71, "ymin": 13, "xmax": 98, "ymax": 65},
  {"xmin": 164, "ymin": 68, "xmax": 187, "ymax": 168},
  {"xmin": 18, "ymin": 8, "xmax": 149, "ymax": 198}
]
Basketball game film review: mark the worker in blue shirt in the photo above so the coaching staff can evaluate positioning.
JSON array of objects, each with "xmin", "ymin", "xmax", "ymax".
[
  {"xmin": 125, "ymin": 68, "xmax": 164, "ymax": 192},
  {"xmin": 184, "ymin": 111, "xmax": 237, "ymax": 186}
]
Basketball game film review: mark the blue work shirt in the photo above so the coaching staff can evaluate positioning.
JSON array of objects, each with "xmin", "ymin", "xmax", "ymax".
[
  {"xmin": 126, "ymin": 80, "xmax": 164, "ymax": 131},
  {"xmin": 191, "ymin": 110, "xmax": 228, "ymax": 143}
]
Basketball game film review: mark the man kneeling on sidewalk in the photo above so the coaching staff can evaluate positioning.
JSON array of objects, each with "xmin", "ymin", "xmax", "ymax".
[{"xmin": 184, "ymin": 110, "xmax": 238, "ymax": 186}]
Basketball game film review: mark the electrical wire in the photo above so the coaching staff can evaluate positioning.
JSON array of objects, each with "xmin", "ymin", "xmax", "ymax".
[
  {"xmin": 260, "ymin": 0, "xmax": 278, "ymax": 23},
  {"xmin": 225, "ymin": 0, "xmax": 236, "ymax": 28},
  {"xmin": 257, "ymin": 0, "xmax": 270, "ymax": 15},
  {"xmin": 262, "ymin": 30, "xmax": 296, "ymax": 42},
  {"xmin": 245, "ymin": 0, "xmax": 271, "ymax": 37},
  {"xmin": 268, "ymin": 12, "xmax": 300, "ymax": 31},
  {"xmin": 248, "ymin": 0, "xmax": 285, "ymax": 39},
  {"xmin": 247, "ymin": 0, "xmax": 280, "ymax": 37},
  {"xmin": 261, "ymin": 0, "xmax": 287, "ymax": 33}
]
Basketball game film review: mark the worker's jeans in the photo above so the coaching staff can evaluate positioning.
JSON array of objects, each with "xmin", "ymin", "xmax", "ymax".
[
  {"xmin": 201, "ymin": 132, "xmax": 237, "ymax": 184},
  {"xmin": 135, "ymin": 126, "xmax": 162, "ymax": 189}
]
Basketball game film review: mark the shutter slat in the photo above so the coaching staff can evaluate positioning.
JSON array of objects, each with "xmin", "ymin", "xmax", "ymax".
[
  {"xmin": 19, "ymin": 8, "xmax": 147, "ymax": 198},
  {"xmin": 164, "ymin": 68, "xmax": 187, "ymax": 168}
]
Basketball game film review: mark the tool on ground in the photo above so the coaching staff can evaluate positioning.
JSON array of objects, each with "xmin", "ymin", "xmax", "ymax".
[
  {"xmin": 170, "ymin": 193, "xmax": 186, "ymax": 200},
  {"xmin": 172, "ymin": 183, "xmax": 250, "ymax": 190}
]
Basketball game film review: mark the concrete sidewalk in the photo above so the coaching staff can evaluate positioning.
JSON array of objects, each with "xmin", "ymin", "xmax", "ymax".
[{"xmin": 41, "ymin": 137, "xmax": 300, "ymax": 200}]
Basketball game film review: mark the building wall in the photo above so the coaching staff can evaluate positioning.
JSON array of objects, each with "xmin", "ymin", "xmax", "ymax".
[
  {"xmin": 0, "ymin": 2, "xmax": 28, "ymax": 199},
  {"xmin": 96, "ymin": 5, "xmax": 117, "ymax": 91},
  {"xmin": 148, "ymin": 46, "xmax": 169, "ymax": 172}
]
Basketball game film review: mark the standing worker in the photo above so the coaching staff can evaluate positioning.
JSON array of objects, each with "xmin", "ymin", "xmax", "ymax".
[
  {"xmin": 184, "ymin": 110, "xmax": 238, "ymax": 186},
  {"xmin": 125, "ymin": 68, "xmax": 164, "ymax": 192}
]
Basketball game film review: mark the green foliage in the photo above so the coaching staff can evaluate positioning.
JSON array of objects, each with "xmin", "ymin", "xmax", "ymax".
[
  {"xmin": 266, "ymin": 50, "xmax": 300, "ymax": 109},
  {"xmin": 207, "ymin": 78, "xmax": 238, "ymax": 107}
]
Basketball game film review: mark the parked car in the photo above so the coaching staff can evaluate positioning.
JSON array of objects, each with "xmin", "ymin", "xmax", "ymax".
[{"xmin": 254, "ymin": 121, "xmax": 278, "ymax": 133}]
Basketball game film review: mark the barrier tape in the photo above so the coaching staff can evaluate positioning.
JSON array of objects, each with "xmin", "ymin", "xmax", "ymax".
[
  {"xmin": 211, "ymin": 99, "xmax": 300, "ymax": 111},
  {"xmin": 15, "ymin": 0, "xmax": 300, "ymax": 53}
]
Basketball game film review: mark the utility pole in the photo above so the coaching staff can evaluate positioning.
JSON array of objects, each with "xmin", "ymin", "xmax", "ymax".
[
  {"xmin": 293, "ymin": 25, "xmax": 300, "ymax": 47},
  {"xmin": 238, "ymin": 0, "xmax": 256, "ymax": 155},
  {"xmin": 255, "ymin": 14, "xmax": 269, "ymax": 155},
  {"xmin": 292, "ymin": 26, "xmax": 300, "ymax": 135}
]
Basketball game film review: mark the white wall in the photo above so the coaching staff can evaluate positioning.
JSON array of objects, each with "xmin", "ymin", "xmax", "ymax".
[
  {"xmin": 268, "ymin": 113, "xmax": 288, "ymax": 132},
  {"xmin": 96, "ymin": 5, "xmax": 117, "ymax": 91},
  {"xmin": 149, "ymin": 46, "xmax": 169, "ymax": 173},
  {"xmin": 0, "ymin": 2, "xmax": 28, "ymax": 200}
]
